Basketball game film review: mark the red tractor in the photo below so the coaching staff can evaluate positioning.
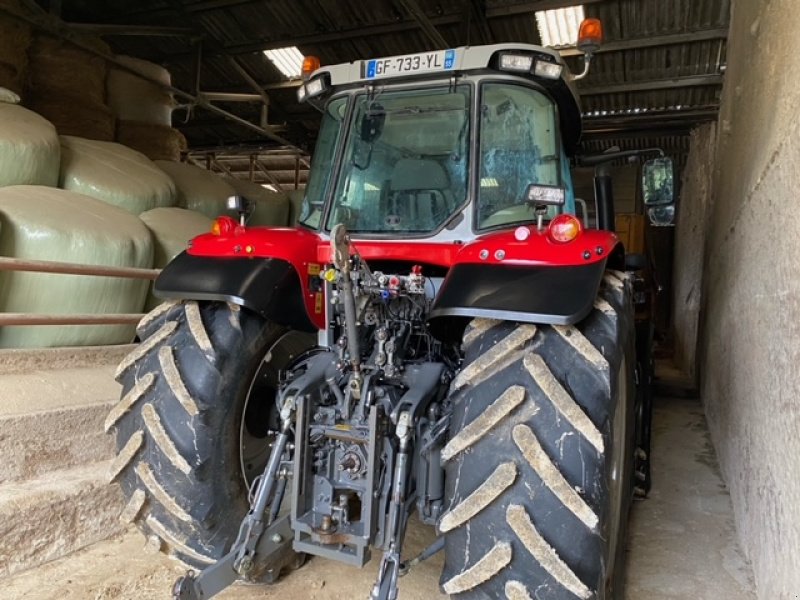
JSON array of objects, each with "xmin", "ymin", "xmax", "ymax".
[{"xmin": 108, "ymin": 20, "xmax": 668, "ymax": 600}]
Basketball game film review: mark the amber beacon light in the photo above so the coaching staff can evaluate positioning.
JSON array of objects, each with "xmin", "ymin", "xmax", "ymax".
[
  {"xmin": 573, "ymin": 18, "xmax": 603, "ymax": 80},
  {"xmin": 302, "ymin": 56, "xmax": 321, "ymax": 80},
  {"xmin": 578, "ymin": 18, "xmax": 603, "ymax": 54}
]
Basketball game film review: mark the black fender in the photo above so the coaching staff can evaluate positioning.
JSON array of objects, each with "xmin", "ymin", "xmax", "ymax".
[
  {"xmin": 428, "ymin": 259, "xmax": 607, "ymax": 340},
  {"xmin": 154, "ymin": 251, "xmax": 317, "ymax": 332}
]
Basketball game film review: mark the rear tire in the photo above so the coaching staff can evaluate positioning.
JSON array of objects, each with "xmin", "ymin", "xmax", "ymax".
[
  {"xmin": 440, "ymin": 272, "xmax": 635, "ymax": 599},
  {"xmin": 106, "ymin": 300, "xmax": 312, "ymax": 568},
  {"xmin": 634, "ymin": 320, "xmax": 654, "ymax": 496}
]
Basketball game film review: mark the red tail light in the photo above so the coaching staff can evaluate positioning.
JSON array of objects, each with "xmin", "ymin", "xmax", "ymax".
[
  {"xmin": 210, "ymin": 216, "xmax": 237, "ymax": 236},
  {"xmin": 548, "ymin": 214, "xmax": 582, "ymax": 243}
]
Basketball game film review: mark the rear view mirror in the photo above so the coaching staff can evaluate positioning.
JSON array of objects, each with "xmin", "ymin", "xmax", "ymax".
[
  {"xmin": 361, "ymin": 105, "xmax": 385, "ymax": 143},
  {"xmin": 642, "ymin": 157, "xmax": 674, "ymax": 206}
]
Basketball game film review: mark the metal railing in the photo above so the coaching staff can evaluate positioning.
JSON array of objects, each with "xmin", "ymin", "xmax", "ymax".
[{"xmin": 0, "ymin": 257, "xmax": 161, "ymax": 326}]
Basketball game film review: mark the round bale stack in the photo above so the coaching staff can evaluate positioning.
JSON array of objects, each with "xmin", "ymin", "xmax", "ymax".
[
  {"xmin": 25, "ymin": 34, "xmax": 115, "ymax": 141},
  {"xmin": 288, "ymin": 188, "xmax": 306, "ymax": 225},
  {"xmin": 0, "ymin": 101, "xmax": 60, "ymax": 187},
  {"xmin": 225, "ymin": 176, "xmax": 290, "ymax": 226},
  {"xmin": 109, "ymin": 56, "xmax": 187, "ymax": 161},
  {"xmin": 155, "ymin": 160, "xmax": 236, "ymax": 219},
  {"xmin": 139, "ymin": 207, "xmax": 212, "ymax": 309},
  {"xmin": 0, "ymin": 0, "xmax": 31, "ymax": 96},
  {"xmin": 117, "ymin": 121, "xmax": 187, "ymax": 162},
  {"xmin": 0, "ymin": 185, "xmax": 154, "ymax": 348},
  {"xmin": 59, "ymin": 135, "xmax": 176, "ymax": 214}
]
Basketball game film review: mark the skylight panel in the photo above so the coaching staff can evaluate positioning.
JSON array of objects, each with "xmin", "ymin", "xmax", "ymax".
[
  {"xmin": 535, "ymin": 5, "xmax": 585, "ymax": 48},
  {"xmin": 263, "ymin": 46, "xmax": 305, "ymax": 79}
]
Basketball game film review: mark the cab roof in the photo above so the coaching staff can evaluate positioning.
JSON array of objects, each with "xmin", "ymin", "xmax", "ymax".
[{"xmin": 309, "ymin": 43, "xmax": 584, "ymax": 153}]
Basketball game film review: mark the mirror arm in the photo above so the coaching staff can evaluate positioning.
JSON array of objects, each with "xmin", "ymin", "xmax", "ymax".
[{"xmin": 576, "ymin": 147, "xmax": 664, "ymax": 167}]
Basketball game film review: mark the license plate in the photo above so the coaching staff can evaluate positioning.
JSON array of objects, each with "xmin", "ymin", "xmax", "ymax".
[{"xmin": 365, "ymin": 49, "xmax": 456, "ymax": 79}]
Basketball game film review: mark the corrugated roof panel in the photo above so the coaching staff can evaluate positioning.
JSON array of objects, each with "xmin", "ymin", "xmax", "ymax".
[{"xmin": 535, "ymin": 6, "xmax": 584, "ymax": 48}]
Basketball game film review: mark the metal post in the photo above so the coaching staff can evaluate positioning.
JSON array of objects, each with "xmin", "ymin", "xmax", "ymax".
[
  {"xmin": 0, "ymin": 314, "xmax": 146, "ymax": 326},
  {"xmin": 594, "ymin": 163, "xmax": 616, "ymax": 232},
  {"xmin": 193, "ymin": 40, "xmax": 203, "ymax": 97},
  {"xmin": 0, "ymin": 256, "xmax": 160, "ymax": 280}
]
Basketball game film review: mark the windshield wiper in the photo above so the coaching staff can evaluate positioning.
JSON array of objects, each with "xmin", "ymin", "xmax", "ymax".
[{"xmin": 366, "ymin": 106, "xmax": 467, "ymax": 117}]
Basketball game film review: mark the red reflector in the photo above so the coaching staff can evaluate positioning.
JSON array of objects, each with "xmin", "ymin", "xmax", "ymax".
[{"xmin": 548, "ymin": 214, "xmax": 582, "ymax": 243}]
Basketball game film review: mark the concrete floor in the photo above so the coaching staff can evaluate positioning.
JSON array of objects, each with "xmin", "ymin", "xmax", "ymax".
[
  {"xmin": 0, "ymin": 396, "xmax": 755, "ymax": 599},
  {"xmin": 624, "ymin": 396, "xmax": 755, "ymax": 599}
]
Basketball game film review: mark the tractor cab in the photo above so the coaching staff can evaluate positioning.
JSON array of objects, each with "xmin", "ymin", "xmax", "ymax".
[{"xmin": 296, "ymin": 43, "xmax": 586, "ymax": 241}]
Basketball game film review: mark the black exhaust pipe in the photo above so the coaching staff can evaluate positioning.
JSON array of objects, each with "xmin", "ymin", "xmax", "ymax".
[{"xmin": 594, "ymin": 163, "xmax": 615, "ymax": 232}]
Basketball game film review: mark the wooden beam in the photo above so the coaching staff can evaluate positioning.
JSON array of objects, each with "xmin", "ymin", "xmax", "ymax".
[
  {"xmin": 559, "ymin": 28, "xmax": 728, "ymax": 57},
  {"xmin": 394, "ymin": 0, "xmax": 450, "ymax": 49},
  {"xmin": 221, "ymin": 14, "xmax": 462, "ymax": 56},
  {"xmin": 579, "ymin": 74, "xmax": 723, "ymax": 95},
  {"xmin": 118, "ymin": 0, "xmax": 256, "ymax": 19},
  {"xmin": 255, "ymin": 160, "xmax": 285, "ymax": 191},
  {"xmin": 485, "ymin": 0, "xmax": 605, "ymax": 18},
  {"xmin": 211, "ymin": 157, "xmax": 235, "ymax": 177},
  {"xmin": 466, "ymin": 0, "xmax": 493, "ymax": 45},
  {"xmin": 65, "ymin": 23, "xmax": 196, "ymax": 37},
  {"xmin": 226, "ymin": 56, "xmax": 271, "ymax": 105},
  {"xmin": 170, "ymin": 0, "xmax": 596, "ymax": 58},
  {"xmin": 261, "ymin": 79, "xmax": 303, "ymax": 90},
  {"xmin": 582, "ymin": 109, "xmax": 719, "ymax": 135}
]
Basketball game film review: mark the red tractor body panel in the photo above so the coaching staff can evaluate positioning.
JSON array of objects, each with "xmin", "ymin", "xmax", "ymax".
[{"xmin": 183, "ymin": 223, "xmax": 620, "ymax": 332}]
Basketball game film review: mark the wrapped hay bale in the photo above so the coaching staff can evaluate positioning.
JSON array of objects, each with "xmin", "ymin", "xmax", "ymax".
[
  {"xmin": 288, "ymin": 188, "xmax": 306, "ymax": 225},
  {"xmin": 225, "ymin": 176, "xmax": 290, "ymax": 226},
  {"xmin": 25, "ymin": 33, "xmax": 115, "ymax": 141},
  {"xmin": 0, "ymin": 0, "xmax": 31, "ymax": 96},
  {"xmin": 155, "ymin": 160, "xmax": 236, "ymax": 219},
  {"xmin": 60, "ymin": 135, "xmax": 176, "ymax": 214},
  {"xmin": 0, "ymin": 103, "xmax": 59, "ymax": 187},
  {"xmin": 0, "ymin": 85, "xmax": 20, "ymax": 104},
  {"xmin": 117, "ymin": 120, "xmax": 186, "ymax": 162},
  {"xmin": 107, "ymin": 56, "xmax": 174, "ymax": 126},
  {"xmin": 140, "ymin": 207, "xmax": 211, "ymax": 268},
  {"xmin": 0, "ymin": 185, "xmax": 154, "ymax": 348},
  {"xmin": 139, "ymin": 207, "xmax": 211, "ymax": 309}
]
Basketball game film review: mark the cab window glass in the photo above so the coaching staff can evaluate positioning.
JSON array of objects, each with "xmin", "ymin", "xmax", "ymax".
[
  {"xmin": 299, "ymin": 97, "xmax": 348, "ymax": 228},
  {"xmin": 478, "ymin": 84, "xmax": 560, "ymax": 229}
]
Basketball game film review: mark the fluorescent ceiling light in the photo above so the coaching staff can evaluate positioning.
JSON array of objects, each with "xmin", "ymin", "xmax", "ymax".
[
  {"xmin": 535, "ymin": 5, "xmax": 585, "ymax": 48},
  {"xmin": 480, "ymin": 177, "xmax": 499, "ymax": 187},
  {"xmin": 364, "ymin": 182, "xmax": 380, "ymax": 191},
  {"xmin": 263, "ymin": 46, "xmax": 305, "ymax": 79}
]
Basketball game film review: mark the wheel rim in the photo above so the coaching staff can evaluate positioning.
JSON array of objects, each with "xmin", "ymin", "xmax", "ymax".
[
  {"xmin": 239, "ymin": 330, "xmax": 315, "ymax": 489},
  {"xmin": 605, "ymin": 356, "xmax": 628, "ymax": 595}
]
